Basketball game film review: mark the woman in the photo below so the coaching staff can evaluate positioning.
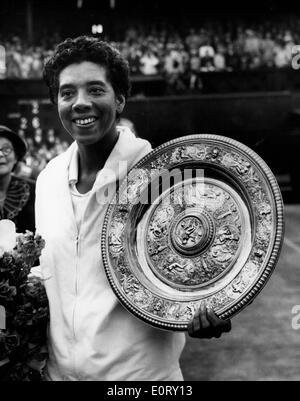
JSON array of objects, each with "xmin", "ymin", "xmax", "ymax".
[
  {"xmin": 35, "ymin": 36, "xmax": 231, "ymax": 382},
  {"xmin": 0, "ymin": 125, "xmax": 35, "ymax": 233}
]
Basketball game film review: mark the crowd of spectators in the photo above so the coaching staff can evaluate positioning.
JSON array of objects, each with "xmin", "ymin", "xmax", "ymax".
[
  {"xmin": 3, "ymin": 16, "xmax": 298, "ymax": 178},
  {"xmin": 0, "ymin": 34, "xmax": 61, "ymax": 80},
  {"xmin": 16, "ymin": 128, "xmax": 69, "ymax": 180},
  {"xmin": 0, "ymin": 17, "xmax": 299, "ymax": 93}
]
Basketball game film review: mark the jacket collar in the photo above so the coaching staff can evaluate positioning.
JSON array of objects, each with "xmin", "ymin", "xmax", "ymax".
[{"xmin": 65, "ymin": 126, "xmax": 151, "ymax": 190}]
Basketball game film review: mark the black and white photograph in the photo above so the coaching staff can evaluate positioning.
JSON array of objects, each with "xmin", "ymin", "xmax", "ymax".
[{"xmin": 0, "ymin": 0, "xmax": 299, "ymax": 385}]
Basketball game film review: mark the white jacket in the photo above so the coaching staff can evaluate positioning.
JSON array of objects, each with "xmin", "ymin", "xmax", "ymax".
[{"xmin": 35, "ymin": 128, "xmax": 185, "ymax": 381}]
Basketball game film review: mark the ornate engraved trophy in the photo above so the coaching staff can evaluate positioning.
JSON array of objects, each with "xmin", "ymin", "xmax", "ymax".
[{"xmin": 101, "ymin": 135, "xmax": 284, "ymax": 330}]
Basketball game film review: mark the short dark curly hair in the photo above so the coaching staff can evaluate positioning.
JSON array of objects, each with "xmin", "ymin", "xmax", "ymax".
[{"xmin": 43, "ymin": 36, "xmax": 131, "ymax": 104}]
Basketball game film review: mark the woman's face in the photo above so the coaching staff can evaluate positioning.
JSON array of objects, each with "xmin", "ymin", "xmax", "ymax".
[
  {"xmin": 57, "ymin": 61, "xmax": 125, "ymax": 146},
  {"xmin": 0, "ymin": 137, "xmax": 17, "ymax": 177}
]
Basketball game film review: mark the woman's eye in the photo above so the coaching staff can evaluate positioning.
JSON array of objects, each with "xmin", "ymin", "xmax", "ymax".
[
  {"xmin": 61, "ymin": 90, "xmax": 74, "ymax": 98},
  {"xmin": 90, "ymin": 87, "xmax": 104, "ymax": 95}
]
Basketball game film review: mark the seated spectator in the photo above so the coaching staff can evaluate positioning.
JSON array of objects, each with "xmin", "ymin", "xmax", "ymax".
[
  {"xmin": 260, "ymin": 32, "xmax": 275, "ymax": 68},
  {"xmin": 189, "ymin": 48, "xmax": 201, "ymax": 90},
  {"xmin": 274, "ymin": 39, "xmax": 289, "ymax": 68},
  {"xmin": 29, "ymin": 50, "xmax": 43, "ymax": 78},
  {"xmin": 163, "ymin": 45, "xmax": 186, "ymax": 93},
  {"xmin": 20, "ymin": 49, "xmax": 34, "ymax": 79},
  {"xmin": 127, "ymin": 45, "xmax": 142, "ymax": 75},
  {"xmin": 225, "ymin": 43, "xmax": 241, "ymax": 71},
  {"xmin": 6, "ymin": 46, "xmax": 22, "ymax": 78},
  {"xmin": 244, "ymin": 29, "xmax": 261, "ymax": 58},
  {"xmin": 199, "ymin": 40, "xmax": 215, "ymax": 72},
  {"xmin": 140, "ymin": 48, "xmax": 160, "ymax": 75},
  {"xmin": 283, "ymin": 32, "xmax": 295, "ymax": 65},
  {"xmin": 214, "ymin": 46, "xmax": 226, "ymax": 71}
]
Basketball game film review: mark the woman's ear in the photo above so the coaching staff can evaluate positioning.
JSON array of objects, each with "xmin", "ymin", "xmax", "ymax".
[{"xmin": 116, "ymin": 94, "xmax": 126, "ymax": 114}]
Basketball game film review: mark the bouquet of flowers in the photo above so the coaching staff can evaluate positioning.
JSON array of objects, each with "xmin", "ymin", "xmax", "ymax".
[{"xmin": 0, "ymin": 220, "xmax": 49, "ymax": 381}]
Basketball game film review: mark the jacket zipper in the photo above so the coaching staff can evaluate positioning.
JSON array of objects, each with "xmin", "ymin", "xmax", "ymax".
[
  {"xmin": 73, "ymin": 235, "xmax": 79, "ymax": 340},
  {"xmin": 70, "ymin": 234, "xmax": 79, "ymax": 379}
]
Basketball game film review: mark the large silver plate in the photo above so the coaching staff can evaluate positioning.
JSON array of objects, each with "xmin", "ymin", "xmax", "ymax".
[{"xmin": 101, "ymin": 134, "xmax": 284, "ymax": 330}]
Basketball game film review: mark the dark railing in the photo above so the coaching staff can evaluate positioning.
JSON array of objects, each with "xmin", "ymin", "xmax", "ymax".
[{"xmin": 1, "ymin": 67, "xmax": 300, "ymax": 98}]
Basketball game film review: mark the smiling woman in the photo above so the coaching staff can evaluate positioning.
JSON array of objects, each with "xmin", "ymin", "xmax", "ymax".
[
  {"xmin": 35, "ymin": 36, "xmax": 231, "ymax": 382},
  {"xmin": 0, "ymin": 125, "xmax": 35, "ymax": 233},
  {"xmin": 57, "ymin": 61, "xmax": 125, "ymax": 148},
  {"xmin": 43, "ymin": 37, "xmax": 131, "ymax": 193}
]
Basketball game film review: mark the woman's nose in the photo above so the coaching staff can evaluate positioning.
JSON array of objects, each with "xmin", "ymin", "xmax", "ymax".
[{"xmin": 72, "ymin": 91, "xmax": 92, "ymax": 111}]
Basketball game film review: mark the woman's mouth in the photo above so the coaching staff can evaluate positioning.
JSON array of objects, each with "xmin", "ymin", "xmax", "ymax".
[{"xmin": 73, "ymin": 117, "xmax": 98, "ymax": 127}]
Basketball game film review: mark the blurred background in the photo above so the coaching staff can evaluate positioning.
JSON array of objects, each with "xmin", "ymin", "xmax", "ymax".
[{"xmin": 1, "ymin": 0, "xmax": 300, "ymax": 381}]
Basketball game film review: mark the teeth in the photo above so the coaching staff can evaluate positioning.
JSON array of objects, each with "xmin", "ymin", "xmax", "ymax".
[{"xmin": 75, "ymin": 117, "xmax": 96, "ymax": 126}]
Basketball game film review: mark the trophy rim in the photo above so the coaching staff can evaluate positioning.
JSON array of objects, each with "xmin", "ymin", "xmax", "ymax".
[{"xmin": 101, "ymin": 134, "xmax": 284, "ymax": 330}]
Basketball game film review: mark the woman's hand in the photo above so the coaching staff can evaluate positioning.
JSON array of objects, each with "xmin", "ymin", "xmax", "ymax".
[{"xmin": 188, "ymin": 302, "xmax": 231, "ymax": 339}]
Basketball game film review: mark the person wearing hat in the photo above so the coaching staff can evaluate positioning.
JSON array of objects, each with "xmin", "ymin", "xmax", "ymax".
[{"xmin": 0, "ymin": 125, "xmax": 35, "ymax": 232}]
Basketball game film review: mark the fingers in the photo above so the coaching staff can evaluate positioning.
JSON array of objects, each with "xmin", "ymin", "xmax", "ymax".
[
  {"xmin": 188, "ymin": 302, "xmax": 232, "ymax": 339},
  {"xmin": 207, "ymin": 308, "xmax": 232, "ymax": 333},
  {"xmin": 188, "ymin": 301, "xmax": 212, "ymax": 339},
  {"xmin": 187, "ymin": 307, "xmax": 201, "ymax": 337},
  {"xmin": 199, "ymin": 301, "xmax": 210, "ymax": 330},
  {"xmin": 192, "ymin": 306, "xmax": 202, "ymax": 333}
]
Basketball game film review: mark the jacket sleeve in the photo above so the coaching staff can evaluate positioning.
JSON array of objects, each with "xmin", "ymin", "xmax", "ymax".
[
  {"xmin": 34, "ymin": 170, "xmax": 46, "ymax": 236},
  {"xmin": 32, "ymin": 170, "xmax": 47, "ymax": 280},
  {"xmin": 29, "ymin": 264, "xmax": 43, "ymax": 279}
]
